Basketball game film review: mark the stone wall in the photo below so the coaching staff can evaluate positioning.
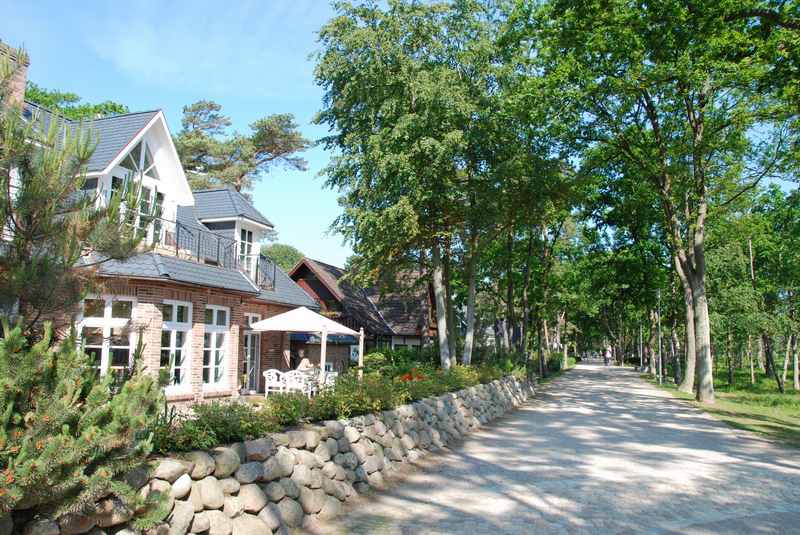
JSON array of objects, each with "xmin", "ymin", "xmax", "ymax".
[{"xmin": 16, "ymin": 376, "xmax": 534, "ymax": 535}]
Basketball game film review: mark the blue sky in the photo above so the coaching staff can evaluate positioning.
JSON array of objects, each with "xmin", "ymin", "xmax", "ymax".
[{"xmin": 2, "ymin": 0, "xmax": 353, "ymax": 266}]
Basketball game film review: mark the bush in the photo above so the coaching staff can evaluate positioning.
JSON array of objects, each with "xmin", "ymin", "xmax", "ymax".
[
  {"xmin": 263, "ymin": 393, "xmax": 310, "ymax": 427},
  {"xmin": 0, "ymin": 324, "xmax": 163, "ymax": 516},
  {"xmin": 153, "ymin": 356, "xmax": 529, "ymax": 454},
  {"xmin": 152, "ymin": 401, "xmax": 278, "ymax": 453}
]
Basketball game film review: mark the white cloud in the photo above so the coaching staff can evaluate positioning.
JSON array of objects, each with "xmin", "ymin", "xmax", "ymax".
[{"xmin": 85, "ymin": 0, "xmax": 331, "ymax": 98}]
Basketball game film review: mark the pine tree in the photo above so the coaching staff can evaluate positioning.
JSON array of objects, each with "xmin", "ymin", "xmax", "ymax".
[
  {"xmin": 0, "ymin": 48, "xmax": 142, "ymax": 333},
  {"xmin": 0, "ymin": 323, "xmax": 162, "ymax": 517},
  {"xmin": 0, "ymin": 46, "xmax": 165, "ymax": 523}
]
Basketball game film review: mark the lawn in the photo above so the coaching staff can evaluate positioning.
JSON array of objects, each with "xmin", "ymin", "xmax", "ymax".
[{"xmin": 647, "ymin": 367, "xmax": 800, "ymax": 448}]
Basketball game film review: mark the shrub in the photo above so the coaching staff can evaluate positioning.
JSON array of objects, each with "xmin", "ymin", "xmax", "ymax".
[
  {"xmin": 152, "ymin": 401, "xmax": 278, "ymax": 453},
  {"xmin": 0, "ymin": 324, "xmax": 163, "ymax": 516},
  {"xmin": 153, "ymin": 359, "xmax": 528, "ymax": 454},
  {"xmin": 263, "ymin": 393, "xmax": 310, "ymax": 427}
]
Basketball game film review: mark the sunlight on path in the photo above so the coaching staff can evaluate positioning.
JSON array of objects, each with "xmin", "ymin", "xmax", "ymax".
[{"xmin": 327, "ymin": 364, "xmax": 800, "ymax": 534}]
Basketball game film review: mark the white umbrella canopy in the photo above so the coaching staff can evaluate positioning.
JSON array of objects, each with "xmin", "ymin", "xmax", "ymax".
[
  {"xmin": 250, "ymin": 307, "xmax": 363, "ymax": 381},
  {"xmin": 249, "ymin": 306, "xmax": 358, "ymax": 336}
]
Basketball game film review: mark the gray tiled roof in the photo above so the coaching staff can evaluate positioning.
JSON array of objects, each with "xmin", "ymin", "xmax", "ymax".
[
  {"xmin": 92, "ymin": 252, "xmax": 318, "ymax": 309},
  {"xmin": 193, "ymin": 187, "xmax": 274, "ymax": 227},
  {"xmin": 254, "ymin": 264, "xmax": 319, "ymax": 309},
  {"xmin": 23, "ymin": 101, "xmax": 158, "ymax": 173},
  {"xmin": 95, "ymin": 252, "xmax": 259, "ymax": 294},
  {"xmin": 80, "ymin": 111, "xmax": 159, "ymax": 172}
]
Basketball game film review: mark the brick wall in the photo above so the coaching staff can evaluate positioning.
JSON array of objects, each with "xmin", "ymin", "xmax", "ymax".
[{"xmin": 95, "ymin": 279, "xmax": 294, "ymax": 406}]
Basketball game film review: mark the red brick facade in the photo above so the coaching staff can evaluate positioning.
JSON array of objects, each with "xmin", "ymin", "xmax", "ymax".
[{"xmin": 99, "ymin": 278, "xmax": 294, "ymax": 405}]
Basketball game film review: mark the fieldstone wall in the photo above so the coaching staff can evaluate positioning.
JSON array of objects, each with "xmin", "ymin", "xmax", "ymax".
[{"xmin": 17, "ymin": 376, "xmax": 534, "ymax": 535}]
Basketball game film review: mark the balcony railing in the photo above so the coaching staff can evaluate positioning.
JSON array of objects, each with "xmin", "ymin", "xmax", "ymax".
[{"xmin": 145, "ymin": 217, "xmax": 276, "ymax": 291}]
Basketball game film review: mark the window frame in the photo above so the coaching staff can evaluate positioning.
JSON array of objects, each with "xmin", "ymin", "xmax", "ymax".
[
  {"xmin": 78, "ymin": 295, "xmax": 137, "ymax": 378},
  {"xmin": 203, "ymin": 305, "xmax": 230, "ymax": 389},
  {"xmin": 161, "ymin": 300, "xmax": 192, "ymax": 393}
]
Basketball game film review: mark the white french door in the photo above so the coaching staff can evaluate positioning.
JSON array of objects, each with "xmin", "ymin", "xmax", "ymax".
[{"xmin": 244, "ymin": 332, "xmax": 261, "ymax": 392}]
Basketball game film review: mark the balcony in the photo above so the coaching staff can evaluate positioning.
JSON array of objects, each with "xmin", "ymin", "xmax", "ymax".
[{"xmin": 148, "ymin": 216, "xmax": 277, "ymax": 291}]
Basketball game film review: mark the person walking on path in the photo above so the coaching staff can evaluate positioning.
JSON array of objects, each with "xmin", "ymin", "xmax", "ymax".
[{"xmin": 603, "ymin": 346, "xmax": 611, "ymax": 366}]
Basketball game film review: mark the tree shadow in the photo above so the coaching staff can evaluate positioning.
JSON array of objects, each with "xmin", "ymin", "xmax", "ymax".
[{"xmin": 323, "ymin": 364, "xmax": 800, "ymax": 535}]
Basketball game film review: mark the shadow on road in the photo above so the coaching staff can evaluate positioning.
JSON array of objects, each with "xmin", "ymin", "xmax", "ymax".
[{"xmin": 328, "ymin": 363, "xmax": 800, "ymax": 535}]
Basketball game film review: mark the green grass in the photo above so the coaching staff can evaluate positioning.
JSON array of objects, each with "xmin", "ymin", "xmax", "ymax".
[{"xmin": 647, "ymin": 367, "xmax": 800, "ymax": 448}]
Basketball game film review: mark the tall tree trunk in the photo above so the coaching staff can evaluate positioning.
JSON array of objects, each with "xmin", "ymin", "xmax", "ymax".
[
  {"xmin": 521, "ymin": 230, "xmax": 534, "ymax": 359},
  {"xmin": 675, "ymin": 258, "xmax": 697, "ymax": 393},
  {"xmin": 431, "ymin": 240, "xmax": 451, "ymax": 369},
  {"xmin": 671, "ymin": 326, "xmax": 681, "ymax": 384},
  {"xmin": 782, "ymin": 334, "xmax": 791, "ymax": 387},
  {"xmin": 792, "ymin": 333, "xmax": 799, "ymax": 390},
  {"xmin": 727, "ymin": 331, "xmax": 734, "ymax": 387},
  {"xmin": 648, "ymin": 311, "xmax": 657, "ymax": 376},
  {"xmin": 505, "ymin": 228, "xmax": 515, "ymax": 350},
  {"xmin": 691, "ymin": 272, "xmax": 715, "ymax": 403},
  {"xmin": 748, "ymin": 335, "xmax": 755, "ymax": 385},
  {"xmin": 763, "ymin": 334, "xmax": 785, "ymax": 393},
  {"xmin": 537, "ymin": 315, "xmax": 546, "ymax": 377},
  {"xmin": 443, "ymin": 241, "xmax": 457, "ymax": 361},
  {"xmin": 462, "ymin": 233, "xmax": 478, "ymax": 366}
]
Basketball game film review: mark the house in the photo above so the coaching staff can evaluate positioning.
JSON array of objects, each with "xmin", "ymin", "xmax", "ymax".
[
  {"xmin": 2, "ymin": 42, "xmax": 318, "ymax": 405},
  {"xmin": 288, "ymin": 258, "xmax": 436, "ymax": 369}
]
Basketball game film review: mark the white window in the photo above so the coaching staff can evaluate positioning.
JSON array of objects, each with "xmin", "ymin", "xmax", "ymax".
[
  {"xmin": 79, "ymin": 296, "xmax": 136, "ymax": 380},
  {"xmin": 161, "ymin": 301, "xmax": 191, "ymax": 389},
  {"xmin": 239, "ymin": 228, "xmax": 255, "ymax": 276},
  {"xmin": 120, "ymin": 140, "xmax": 160, "ymax": 180},
  {"xmin": 245, "ymin": 313, "xmax": 261, "ymax": 327},
  {"xmin": 203, "ymin": 305, "xmax": 229, "ymax": 387}
]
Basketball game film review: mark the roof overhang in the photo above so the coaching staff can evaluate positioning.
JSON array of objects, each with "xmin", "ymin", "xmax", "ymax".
[{"xmin": 200, "ymin": 216, "xmax": 274, "ymax": 231}]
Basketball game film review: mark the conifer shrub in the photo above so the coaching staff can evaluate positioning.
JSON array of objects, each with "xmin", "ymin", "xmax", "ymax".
[{"xmin": 0, "ymin": 323, "xmax": 162, "ymax": 518}]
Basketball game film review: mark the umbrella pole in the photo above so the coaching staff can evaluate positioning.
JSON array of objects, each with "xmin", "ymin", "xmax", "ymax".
[
  {"xmin": 358, "ymin": 327, "xmax": 365, "ymax": 380},
  {"xmin": 320, "ymin": 325, "xmax": 328, "ymax": 386}
]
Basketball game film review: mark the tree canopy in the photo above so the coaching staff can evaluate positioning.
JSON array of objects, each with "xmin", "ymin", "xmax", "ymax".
[
  {"xmin": 24, "ymin": 81, "xmax": 129, "ymax": 120},
  {"xmin": 174, "ymin": 100, "xmax": 311, "ymax": 193}
]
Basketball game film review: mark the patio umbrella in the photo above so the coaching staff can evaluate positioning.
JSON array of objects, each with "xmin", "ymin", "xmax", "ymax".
[{"xmin": 249, "ymin": 306, "xmax": 364, "ymax": 379}]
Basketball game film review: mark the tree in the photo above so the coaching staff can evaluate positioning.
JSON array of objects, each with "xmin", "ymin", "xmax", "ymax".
[
  {"xmin": 514, "ymin": 0, "xmax": 786, "ymax": 402},
  {"xmin": 25, "ymin": 82, "xmax": 128, "ymax": 120},
  {"xmin": 174, "ymin": 100, "xmax": 310, "ymax": 192},
  {"xmin": 261, "ymin": 243, "xmax": 304, "ymax": 271},
  {"xmin": 0, "ymin": 47, "xmax": 164, "ymax": 525},
  {"xmin": 1, "ymin": 65, "xmax": 144, "ymax": 332}
]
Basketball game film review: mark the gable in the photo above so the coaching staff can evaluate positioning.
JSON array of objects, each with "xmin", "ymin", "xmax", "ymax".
[{"xmin": 104, "ymin": 113, "xmax": 193, "ymax": 206}]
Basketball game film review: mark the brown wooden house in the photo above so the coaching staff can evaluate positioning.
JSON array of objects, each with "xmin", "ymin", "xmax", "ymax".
[{"xmin": 288, "ymin": 258, "xmax": 436, "ymax": 369}]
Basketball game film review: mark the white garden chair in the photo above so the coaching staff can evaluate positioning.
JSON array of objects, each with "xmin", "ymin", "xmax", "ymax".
[
  {"xmin": 263, "ymin": 369, "xmax": 286, "ymax": 397},
  {"xmin": 284, "ymin": 370, "xmax": 315, "ymax": 397}
]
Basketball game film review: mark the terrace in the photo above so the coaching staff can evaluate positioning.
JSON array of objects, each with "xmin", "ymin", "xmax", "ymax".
[{"xmin": 149, "ymin": 214, "xmax": 278, "ymax": 291}]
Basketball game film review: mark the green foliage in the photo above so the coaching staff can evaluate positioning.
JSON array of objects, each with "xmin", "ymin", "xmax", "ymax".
[
  {"xmin": 262, "ymin": 393, "xmax": 310, "ymax": 427},
  {"xmin": 1, "ymin": 52, "xmax": 146, "ymax": 330},
  {"xmin": 0, "ymin": 323, "xmax": 163, "ymax": 516},
  {"xmin": 174, "ymin": 100, "xmax": 310, "ymax": 192},
  {"xmin": 152, "ymin": 354, "xmax": 525, "ymax": 453},
  {"xmin": 261, "ymin": 243, "xmax": 304, "ymax": 272},
  {"xmin": 25, "ymin": 81, "xmax": 128, "ymax": 120},
  {"xmin": 151, "ymin": 401, "xmax": 278, "ymax": 454}
]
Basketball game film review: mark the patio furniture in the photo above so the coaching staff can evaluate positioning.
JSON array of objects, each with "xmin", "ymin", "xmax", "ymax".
[
  {"xmin": 284, "ymin": 370, "xmax": 316, "ymax": 397},
  {"xmin": 263, "ymin": 369, "xmax": 286, "ymax": 396},
  {"xmin": 250, "ymin": 306, "xmax": 366, "ymax": 384}
]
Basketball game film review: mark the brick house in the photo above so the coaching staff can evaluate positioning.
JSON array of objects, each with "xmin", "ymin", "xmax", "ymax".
[
  {"xmin": 3, "ymin": 42, "xmax": 318, "ymax": 405},
  {"xmin": 288, "ymin": 258, "xmax": 436, "ymax": 368}
]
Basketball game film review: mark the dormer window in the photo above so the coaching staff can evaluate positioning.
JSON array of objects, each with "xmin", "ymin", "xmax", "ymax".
[{"xmin": 119, "ymin": 140, "xmax": 160, "ymax": 180}]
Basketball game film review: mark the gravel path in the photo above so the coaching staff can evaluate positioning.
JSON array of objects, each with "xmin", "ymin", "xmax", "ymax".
[{"xmin": 328, "ymin": 363, "xmax": 800, "ymax": 534}]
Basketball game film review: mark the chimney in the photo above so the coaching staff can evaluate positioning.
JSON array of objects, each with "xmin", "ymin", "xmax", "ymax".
[{"xmin": 0, "ymin": 40, "xmax": 29, "ymax": 107}]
